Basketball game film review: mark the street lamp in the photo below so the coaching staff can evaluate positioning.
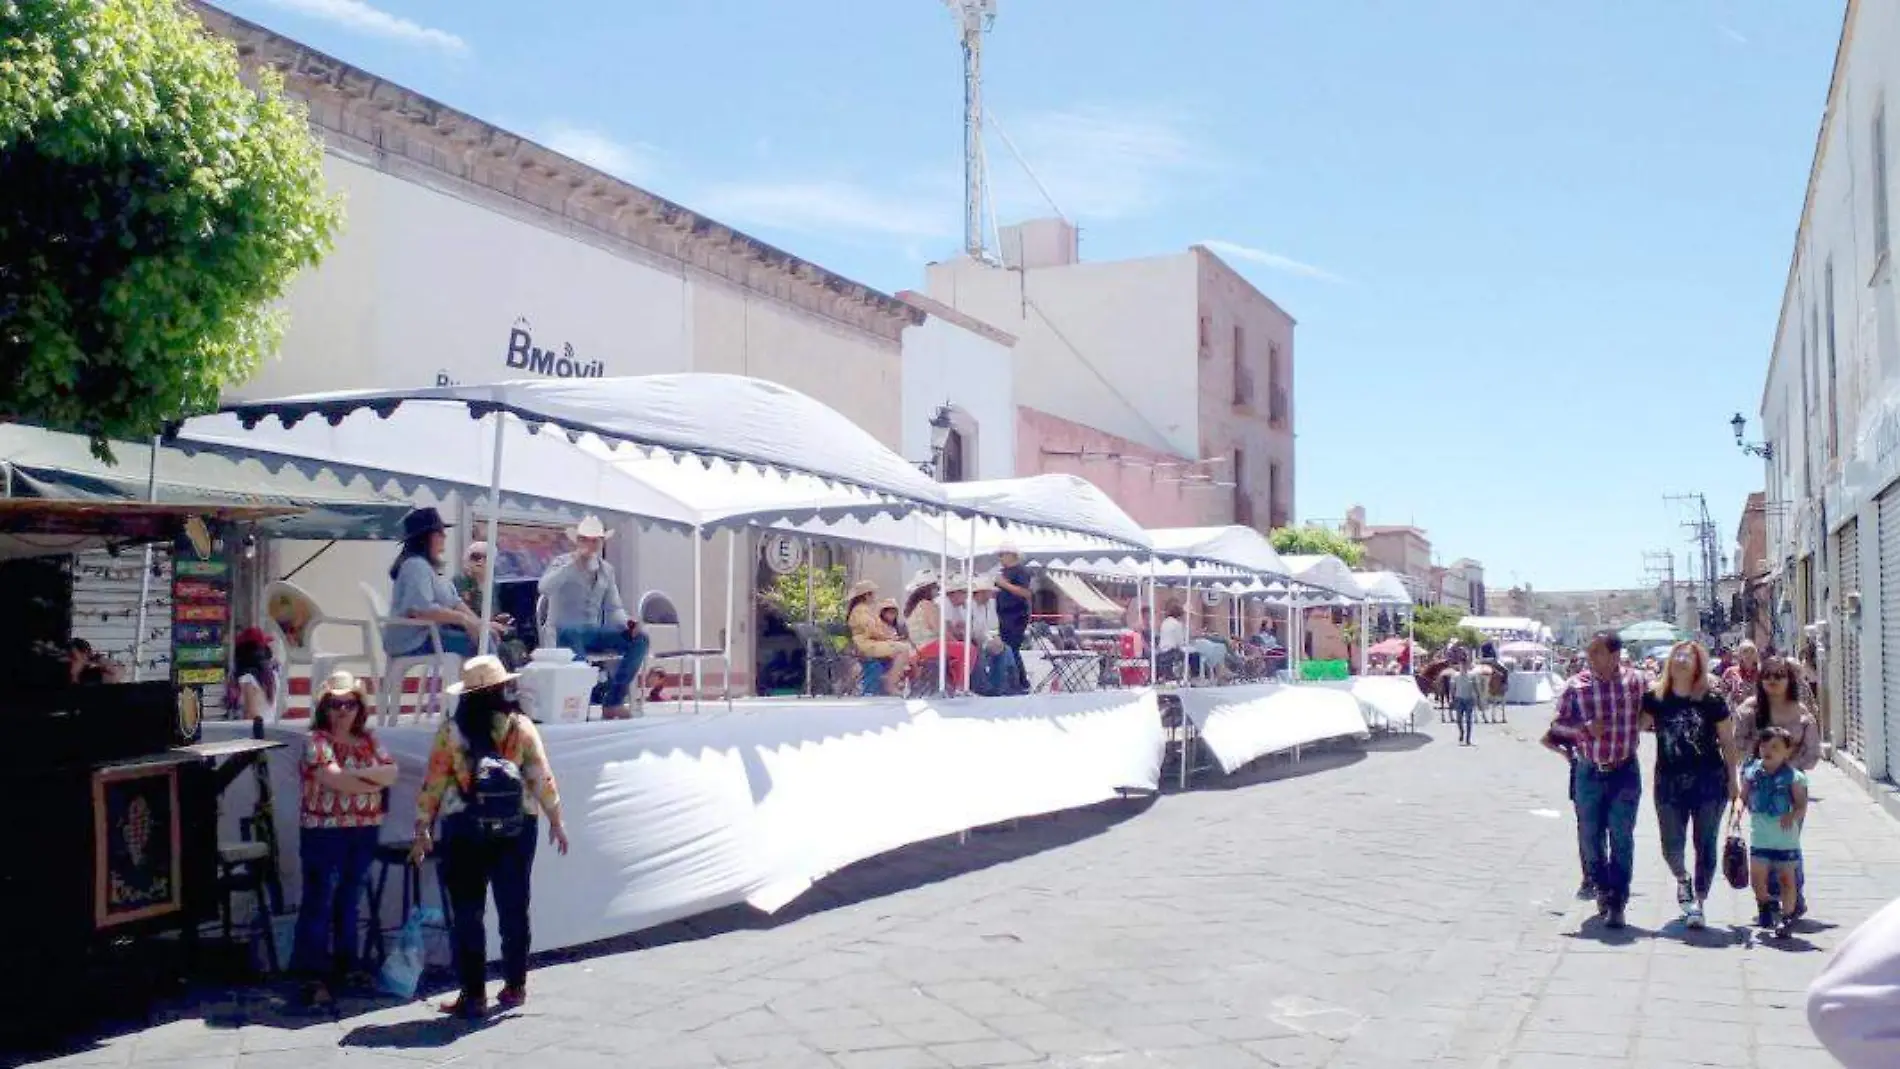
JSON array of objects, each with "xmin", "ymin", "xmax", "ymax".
[
  {"xmin": 1730, "ymin": 412, "xmax": 1773, "ymax": 459},
  {"xmin": 916, "ymin": 402, "xmax": 956, "ymax": 478}
]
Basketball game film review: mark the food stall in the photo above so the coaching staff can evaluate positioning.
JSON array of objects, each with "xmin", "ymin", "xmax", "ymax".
[{"xmin": 0, "ymin": 500, "xmax": 292, "ymax": 1043}]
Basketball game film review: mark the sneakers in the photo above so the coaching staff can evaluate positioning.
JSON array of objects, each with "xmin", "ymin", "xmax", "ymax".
[
  {"xmin": 1605, "ymin": 906, "xmax": 1627, "ymax": 930},
  {"xmin": 1577, "ymin": 880, "xmax": 1599, "ymax": 901},
  {"xmin": 438, "ymin": 994, "xmax": 489, "ymax": 1020},
  {"xmin": 1756, "ymin": 901, "xmax": 1778, "ymax": 930},
  {"xmin": 1675, "ymin": 878, "xmax": 1694, "ymax": 911},
  {"xmin": 1775, "ymin": 914, "xmax": 1794, "ymax": 939},
  {"xmin": 1684, "ymin": 901, "xmax": 1706, "ymax": 930},
  {"xmin": 497, "ymin": 985, "xmax": 528, "ymax": 1011}
]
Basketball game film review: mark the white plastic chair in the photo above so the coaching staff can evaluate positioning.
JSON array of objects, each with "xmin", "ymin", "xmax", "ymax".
[
  {"xmin": 639, "ymin": 590, "xmax": 731, "ymax": 711},
  {"xmin": 359, "ymin": 582, "xmax": 462, "ymax": 725},
  {"xmin": 262, "ymin": 580, "xmax": 374, "ymax": 719}
]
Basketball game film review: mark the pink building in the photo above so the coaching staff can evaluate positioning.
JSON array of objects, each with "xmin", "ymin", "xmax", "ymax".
[{"xmin": 929, "ymin": 219, "xmax": 1296, "ymax": 535}]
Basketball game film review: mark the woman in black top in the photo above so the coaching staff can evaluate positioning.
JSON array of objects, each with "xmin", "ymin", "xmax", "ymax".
[{"xmin": 1640, "ymin": 640, "xmax": 1740, "ymax": 930}]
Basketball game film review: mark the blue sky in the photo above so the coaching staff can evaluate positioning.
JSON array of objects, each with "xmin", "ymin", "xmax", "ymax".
[{"xmin": 219, "ymin": 0, "xmax": 1843, "ymax": 592}]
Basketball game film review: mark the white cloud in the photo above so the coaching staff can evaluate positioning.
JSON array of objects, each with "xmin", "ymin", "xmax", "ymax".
[
  {"xmin": 1199, "ymin": 239, "xmax": 1346, "ymax": 284},
  {"xmin": 259, "ymin": 0, "xmax": 467, "ymax": 54},
  {"xmin": 541, "ymin": 124, "xmax": 656, "ymax": 182},
  {"xmin": 989, "ymin": 106, "xmax": 1205, "ymax": 221},
  {"xmin": 695, "ymin": 180, "xmax": 952, "ymax": 241}
]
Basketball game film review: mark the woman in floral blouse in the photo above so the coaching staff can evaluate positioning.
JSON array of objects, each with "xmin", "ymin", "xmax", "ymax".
[
  {"xmin": 290, "ymin": 672, "xmax": 398, "ymax": 1009},
  {"xmin": 410, "ymin": 656, "xmax": 568, "ymax": 1018}
]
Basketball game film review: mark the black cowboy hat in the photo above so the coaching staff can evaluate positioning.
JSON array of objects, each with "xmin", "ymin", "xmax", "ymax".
[{"xmin": 401, "ymin": 507, "xmax": 451, "ymax": 541}]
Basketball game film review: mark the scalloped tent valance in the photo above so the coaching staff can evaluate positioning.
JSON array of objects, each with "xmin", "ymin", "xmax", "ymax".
[
  {"xmin": 171, "ymin": 374, "xmax": 950, "ymax": 532},
  {"xmin": 1353, "ymin": 570, "xmax": 1414, "ymax": 606}
]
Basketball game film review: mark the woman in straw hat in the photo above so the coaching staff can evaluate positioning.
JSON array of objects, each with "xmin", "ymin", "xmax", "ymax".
[
  {"xmin": 411, "ymin": 656, "xmax": 569, "ymax": 1018},
  {"xmin": 846, "ymin": 579, "xmax": 912, "ymax": 696},
  {"xmin": 290, "ymin": 671, "xmax": 397, "ymax": 1009}
]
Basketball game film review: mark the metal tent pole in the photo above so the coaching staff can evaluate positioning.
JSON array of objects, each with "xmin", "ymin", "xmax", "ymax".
[
  {"xmin": 938, "ymin": 515, "xmax": 949, "ymax": 695},
  {"xmin": 803, "ymin": 538, "xmax": 815, "ymax": 697},
  {"xmin": 691, "ymin": 524, "xmax": 703, "ymax": 712},
  {"xmin": 724, "ymin": 532, "xmax": 735, "ymax": 705},
  {"xmin": 477, "ymin": 417, "xmax": 505, "ymax": 656},
  {"xmin": 131, "ymin": 436, "xmax": 161, "ymax": 683}
]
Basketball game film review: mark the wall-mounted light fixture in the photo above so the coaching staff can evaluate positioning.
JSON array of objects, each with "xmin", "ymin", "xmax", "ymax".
[{"xmin": 1730, "ymin": 412, "xmax": 1773, "ymax": 459}]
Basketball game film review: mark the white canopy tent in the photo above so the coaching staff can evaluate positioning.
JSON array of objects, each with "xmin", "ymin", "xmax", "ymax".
[{"xmin": 173, "ymin": 375, "xmax": 954, "ymax": 699}]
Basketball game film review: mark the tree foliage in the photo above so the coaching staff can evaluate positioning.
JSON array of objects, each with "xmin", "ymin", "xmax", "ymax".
[
  {"xmin": 1, "ymin": 0, "xmax": 340, "ymax": 454},
  {"xmin": 758, "ymin": 563, "xmax": 850, "ymax": 627},
  {"xmin": 1268, "ymin": 524, "xmax": 1365, "ymax": 568},
  {"xmin": 1409, "ymin": 604, "xmax": 1488, "ymax": 654}
]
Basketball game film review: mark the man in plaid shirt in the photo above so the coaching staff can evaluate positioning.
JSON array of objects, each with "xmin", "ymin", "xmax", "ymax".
[
  {"xmin": 1721, "ymin": 640, "xmax": 1760, "ymax": 711},
  {"xmin": 1552, "ymin": 629, "xmax": 1648, "ymax": 929}
]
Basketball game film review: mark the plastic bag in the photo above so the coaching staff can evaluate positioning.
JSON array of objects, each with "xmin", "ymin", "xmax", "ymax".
[
  {"xmin": 379, "ymin": 906, "xmax": 442, "ymax": 999},
  {"xmin": 1723, "ymin": 806, "xmax": 1750, "ymax": 890}
]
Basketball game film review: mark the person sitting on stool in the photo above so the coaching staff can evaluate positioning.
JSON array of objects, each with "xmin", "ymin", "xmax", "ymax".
[{"xmin": 537, "ymin": 516, "xmax": 647, "ymax": 719}]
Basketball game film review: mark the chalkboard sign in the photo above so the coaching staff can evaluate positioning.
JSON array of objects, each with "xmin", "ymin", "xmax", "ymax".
[
  {"xmin": 92, "ymin": 763, "xmax": 183, "ymax": 929},
  {"xmin": 170, "ymin": 518, "xmax": 228, "ymax": 741}
]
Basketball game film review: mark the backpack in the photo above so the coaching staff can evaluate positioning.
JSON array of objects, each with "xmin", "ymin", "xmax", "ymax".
[{"xmin": 457, "ymin": 718, "xmax": 527, "ymax": 840}]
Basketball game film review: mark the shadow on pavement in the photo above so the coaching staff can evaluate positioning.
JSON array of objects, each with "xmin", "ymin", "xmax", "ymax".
[{"xmin": 1190, "ymin": 743, "xmax": 1369, "ymax": 793}]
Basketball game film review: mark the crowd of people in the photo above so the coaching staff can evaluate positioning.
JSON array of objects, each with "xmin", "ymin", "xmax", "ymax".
[
  {"xmin": 844, "ymin": 542, "xmax": 1031, "ymax": 697},
  {"xmin": 1536, "ymin": 632, "xmax": 1818, "ymax": 935}
]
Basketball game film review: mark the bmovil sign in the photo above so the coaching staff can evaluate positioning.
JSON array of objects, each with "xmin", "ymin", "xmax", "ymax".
[{"xmin": 436, "ymin": 317, "xmax": 607, "ymax": 386}]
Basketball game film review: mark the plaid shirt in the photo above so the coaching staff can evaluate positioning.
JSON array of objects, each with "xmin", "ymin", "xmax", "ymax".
[{"xmin": 1555, "ymin": 666, "xmax": 1647, "ymax": 767}]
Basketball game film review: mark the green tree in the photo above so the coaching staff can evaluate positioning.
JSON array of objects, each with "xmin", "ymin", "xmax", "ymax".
[
  {"xmin": 1, "ymin": 0, "xmax": 340, "ymax": 455},
  {"xmin": 1408, "ymin": 604, "xmax": 1486, "ymax": 653},
  {"xmin": 1268, "ymin": 524, "xmax": 1366, "ymax": 568},
  {"xmin": 758, "ymin": 564, "xmax": 850, "ymax": 626}
]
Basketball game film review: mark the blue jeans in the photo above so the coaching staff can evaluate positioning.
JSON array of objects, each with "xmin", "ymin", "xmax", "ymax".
[
  {"xmin": 973, "ymin": 646, "xmax": 1021, "ymax": 696},
  {"xmin": 555, "ymin": 626, "xmax": 648, "ymax": 707},
  {"xmin": 1454, "ymin": 698, "xmax": 1475, "ymax": 742},
  {"xmin": 441, "ymin": 816, "xmax": 537, "ymax": 1000},
  {"xmin": 289, "ymin": 825, "xmax": 379, "ymax": 980},
  {"xmin": 1573, "ymin": 759, "xmax": 1642, "ymax": 909}
]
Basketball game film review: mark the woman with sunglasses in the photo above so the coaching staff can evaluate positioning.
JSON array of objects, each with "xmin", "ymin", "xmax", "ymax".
[
  {"xmin": 1639, "ymin": 641, "xmax": 1739, "ymax": 929},
  {"xmin": 1741, "ymin": 655, "xmax": 1821, "ymax": 920},
  {"xmin": 288, "ymin": 671, "xmax": 399, "ymax": 1010}
]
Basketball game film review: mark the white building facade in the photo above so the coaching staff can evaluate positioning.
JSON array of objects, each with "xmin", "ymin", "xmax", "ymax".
[
  {"xmin": 1758, "ymin": 0, "xmax": 1900, "ymax": 807},
  {"xmin": 200, "ymin": 3, "xmax": 1006, "ymax": 695}
]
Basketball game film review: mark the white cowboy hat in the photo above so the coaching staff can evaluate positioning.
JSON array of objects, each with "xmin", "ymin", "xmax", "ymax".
[
  {"xmin": 906, "ymin": 569, "xmax": 940, "ymax": 594},
  {"xmin": 942, "ymin": 575, "xmax": 969, "ymax": 594},
  {"xmin": 318, "ymin": 670, "xmax": 366, "ymax": 700},
  {"xmin": 971, "ymin": 574, "xmax": 995, "ymax": 592},
  {"xmin": 996, "ymin": 540, "xmax": 1022, "ymax": 557},
  {"xmin": 447, "ymin": 654, "xmax": 518, "ymax": 695},
  {"xmin": 569, "ymin": 515, "xmax": 615, "ymax": 540}
]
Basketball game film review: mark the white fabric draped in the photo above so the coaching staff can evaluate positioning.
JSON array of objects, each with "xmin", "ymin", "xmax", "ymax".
[
  {"xmin": 210, "ymin": 689, "xmax": 1162, "ymax": 954},
  {"xmin": 1173, "ymin": 684, "xmax": 1371, "ymax": 774}
]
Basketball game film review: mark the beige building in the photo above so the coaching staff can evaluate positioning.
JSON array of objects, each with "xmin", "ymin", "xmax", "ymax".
[
  {"xmin": 1342, "ymin": 506, "xmax": 1434, "ymax": 602},
  {"xmin": 195, "ymin": 3, "xmax": 951, "ymax": 693},
  {"xmin": 926, "ymin": 219, "xmax": 1297, "ymax": 534}
]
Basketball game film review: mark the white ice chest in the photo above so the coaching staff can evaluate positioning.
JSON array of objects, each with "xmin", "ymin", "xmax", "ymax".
[{"xmin": 516, "ymin": 647, "xmax": 599, "ymax": 723}]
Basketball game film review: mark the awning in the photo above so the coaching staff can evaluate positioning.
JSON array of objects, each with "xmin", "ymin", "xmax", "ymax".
[
  {"xmin": 0, "ymin": 424, "xmax": 411, "ymax": 540},
  {"xmin": 0, "ymin": 500, "xmax": 303, "ymax": 560},
  {"xmin": 1048, "ymin": 570, "xmax": 1123, "ymax": 616}
]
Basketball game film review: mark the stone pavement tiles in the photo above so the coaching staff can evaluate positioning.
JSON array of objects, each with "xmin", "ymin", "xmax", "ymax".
[{"xmin": 25, "ymin": 703, "xmax": 1900, "ymax": 1068}]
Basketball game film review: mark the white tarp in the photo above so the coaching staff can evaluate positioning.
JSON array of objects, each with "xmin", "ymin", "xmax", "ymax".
[
  {"xmin": 1347, "ymin": 676, "xmax": 1432, "ymax": 731},
  {"xmin": 1507, "ymin": 671, "xmax": 1566, "ymax": 705},
  {"xmin": 210, "ymin": 689, "xmax": 1162, "ymax": 954},
  {"xmin": 174, "ymin": 374, "xmax": 949, "ymax": 532},
  {"xmin": 1353, "ymin": 571, "xmax": 1414, "ymax": 606},
  {"xmin": 1173, "ymin": 684, "xmax": 1370, "ymax": 774}
]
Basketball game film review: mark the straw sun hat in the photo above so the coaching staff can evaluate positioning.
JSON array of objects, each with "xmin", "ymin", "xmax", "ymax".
[
  {"xmin": 847, "ymin": 579, "xmax": 878, "ymax": 606},
  {"xmin": 447, "ymin": 655, "xmax": 518, "ymax": 695}
]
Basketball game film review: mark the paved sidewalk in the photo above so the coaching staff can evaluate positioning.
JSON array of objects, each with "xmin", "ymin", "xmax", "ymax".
[{"xmin": 29, "ymin": 704, "xmax": 1900, "ymax": 1068}]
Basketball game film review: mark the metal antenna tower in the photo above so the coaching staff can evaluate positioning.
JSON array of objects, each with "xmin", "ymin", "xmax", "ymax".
[
  {"xmin": 1665, "ymin": 493, "xmax": 1722, "ymax": 635},
  {"xmin": 943, "ymin": 0, "xmax": 997, "ymax": 259}
]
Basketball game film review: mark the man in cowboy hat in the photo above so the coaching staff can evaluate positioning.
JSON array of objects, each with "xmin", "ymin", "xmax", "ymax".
[{"xmin": 538, "ymin": 516, "xmax": 647, "ymax": 718}]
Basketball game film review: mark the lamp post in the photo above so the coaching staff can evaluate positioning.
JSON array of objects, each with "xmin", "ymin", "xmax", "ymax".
[{"xmin": 1730, "ymin": 413, "xmax": 1773, "ymax": 459}]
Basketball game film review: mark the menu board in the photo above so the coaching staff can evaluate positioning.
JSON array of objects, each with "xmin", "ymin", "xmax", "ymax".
[{"xmin": 170, "ymin": 519, "xmax": 229, "ymax": 736}]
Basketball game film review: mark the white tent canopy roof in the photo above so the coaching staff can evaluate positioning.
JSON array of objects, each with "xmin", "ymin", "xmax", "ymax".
[
  {"xmin": 1461, "ymin": 616, "xmax": 1553, "ymax": 641},
  {"xmin": 1279, "ymin": 554, "xmax": 1362, "ymax": 597},
  {"xmin": 1353, "ymin": 570, "xmax": 1414, "ymax": 606},
  {"xmin": 943, "ymin": 475, "xmax": 1150, "ymax": 549},
  {"xmin": 173, "ymin": 375, "xmax": 950, "ymax": 533}
]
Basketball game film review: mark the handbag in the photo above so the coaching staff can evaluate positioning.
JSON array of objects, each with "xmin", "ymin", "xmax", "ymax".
[
  {"xmin": 378, "ymin": 906, "xmax": 443, "ymax": 1000},
  {"xmin": 1722, "ymin": 805, "xmax": 1750, "ymax": 890}
]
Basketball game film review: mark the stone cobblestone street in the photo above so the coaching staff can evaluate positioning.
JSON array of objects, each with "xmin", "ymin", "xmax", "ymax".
[{"xmin": 31, "ymin": 704, "xmax": 1900, "ymax": 1068}]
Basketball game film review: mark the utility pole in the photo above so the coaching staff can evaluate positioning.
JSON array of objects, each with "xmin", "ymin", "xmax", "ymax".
[
  {"xmin": 1665, "ymin": 493, "xmax": 1723, "ymax": 637},
  {"xmin": 1643, "ymin": 550, "xmax": 1676, "ymax": 621},
  {"xmin": 942, "ymin": 0, "xmax": 997, "ymax": 260}
]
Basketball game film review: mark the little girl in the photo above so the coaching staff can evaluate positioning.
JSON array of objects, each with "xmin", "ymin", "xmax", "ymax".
[{"xmin": 1743, "ymin": 725, "xmax": 1810, "ymax": 939}]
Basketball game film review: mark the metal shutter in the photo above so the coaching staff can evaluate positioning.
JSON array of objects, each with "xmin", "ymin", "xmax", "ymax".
[
  {"xmin": 1881, "ymin": 489, "xmax": 1900, "ymax": 780},
  {"xmin": 1838, "ymin": 520, "xmax": 1864, "ymax": 759}
]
